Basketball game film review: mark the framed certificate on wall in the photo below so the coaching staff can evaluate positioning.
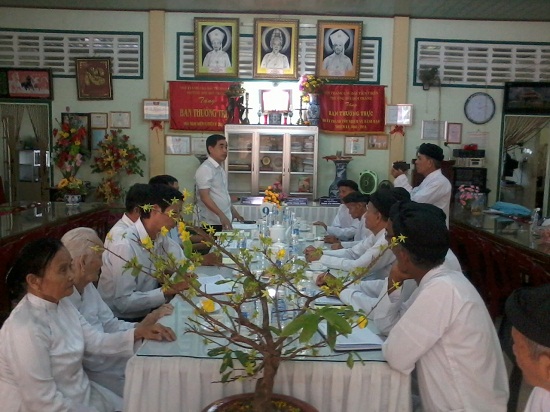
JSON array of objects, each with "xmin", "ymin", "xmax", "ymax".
[{"xmin": 385, "ymin": 104, "xmax": 413, "ymax": 125}]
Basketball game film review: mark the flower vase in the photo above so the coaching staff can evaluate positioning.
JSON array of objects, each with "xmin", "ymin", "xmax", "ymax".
[
  {"xmin": 64, "ymin": 194, "xmax": 81, "ymax": 206},
  {"xmin": 307, "ymin": 93, "xmax": 320, "ymax": 126},
  {"xmin": 470, "ymin": 193, "xmax": 486, "ymax": 216}
]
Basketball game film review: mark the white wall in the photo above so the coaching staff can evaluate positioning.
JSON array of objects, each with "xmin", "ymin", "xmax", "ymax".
[{"xmin": 2, "ymin": 8, "xmax": 550, "ymax": 202}]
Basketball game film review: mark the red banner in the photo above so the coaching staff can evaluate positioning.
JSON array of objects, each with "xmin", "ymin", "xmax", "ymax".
[
  {"xmin": 320, "ymin": 85, "xmax": 386, "ymax": 133},
  {"xmin": 169, "ymin": 81, "xmax": 231, "ymax": 131}
]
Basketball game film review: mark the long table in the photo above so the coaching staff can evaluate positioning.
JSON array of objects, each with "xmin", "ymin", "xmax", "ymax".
[{"xmin": 123, "ymin": 267, "xmax": 411, "ymax": 412}]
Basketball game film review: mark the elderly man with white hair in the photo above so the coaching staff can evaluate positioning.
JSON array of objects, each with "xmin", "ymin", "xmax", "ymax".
[
  {"xmin": 322, "ymin": 29, "xmax": 353, "ymax": 76},
  {"xmin": 62, "ymin": 227, "xmax": 173, "ymax": 397},
  {"xmin": 203, "ymin": 27, "xmax": 231, "ymax": 72}
]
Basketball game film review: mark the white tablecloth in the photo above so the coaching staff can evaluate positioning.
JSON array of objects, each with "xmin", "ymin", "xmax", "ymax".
[
  {"xmin": 123, "ymin": 268, "xmax": 411, "ymax": 412},
  {"xmin": 124, "ymin": 356, "xmax": 411, "ymax": 412},
  {"xmin": 234, "ymin": 204, "xmax": 339, "ymax": 224}
]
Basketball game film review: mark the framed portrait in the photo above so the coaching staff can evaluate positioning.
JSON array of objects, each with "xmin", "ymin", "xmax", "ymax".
[
  {"xmin": 61, "ymin": 112, "xmax": 91, "ymax": 150},
  {"xmin": 367, "ymin": 134, "xmax": 389, "ymax": 150},
  {"xmin": 75, "ymin": 58, "xmax": 113, "ymax": 100},
  {"xmin": 316, "ymin": 21, "xmax": 363, "ymax": 81},
  {"xmin": 445, "ymin": 122, "xmax": 463, "ymax": 144},
  {"xmin": 385, "ymin": 104, "xmax": 413, "ymax": 126},
  {"xmin": 253, "ymin": 19, "xmax": 299, "ymax": 80},
  {"xmin": 143, "ymin": 99, "xmax": 170, "ymax": 120},
  {"xmin": 260, "ymin": 89, "xmax": 292, "ymax": 113},
  {"xmin": 166, "ymin": 135, "xmax": 191, "ymax": 155},
  {"xmin": 110, "ymin": 111, "xmax": 131, "ymax": 129},
  {"xmin": 90, "ymin": 113, "xmax": 108, "ymax": 129},
  {"xmin": 344, "ymin": 136, "xmax": 366, "ymax": 155},
  {"xmin": 6, "ymin": 68, "xmax": 53, "ymax": 99},
  {"xmin": 194, "ymin": 18, "xmax": 239, "ymax": 78}
]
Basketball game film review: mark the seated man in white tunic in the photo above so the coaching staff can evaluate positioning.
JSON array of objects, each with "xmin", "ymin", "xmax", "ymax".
[
  {"xmin": 306, "ymin": 187, "xmax": 409, "ymax": 276},
  {"xmin": 330, "ymin": 191, "xmax": 371, "ymax": 250},
  {"xmin": 382, "ymin": 201, "xmax": 509, "ymax": 411},
  {"xmin": 322, "ymin": 30, "xmax": 353, "ymax": 76},
  {"xmin": 410, "ymin": 143, "xmax": 452, "ymax": 226},
  {"xmin": 62, "ymin": 227, "xmax": 173, "ymax": 397},
  {"xmin": 98, "ymin": 184, "xmax": 191, "ymax": 321},
  {"xmin": 505, "ymin": 285, "xmax": 550, "ymax": 412},
  {"xmin": 390, "ymin": 161, "xmax": 412, "ymax": 192},
  {"xmin": 314, "ymin": 179, "xmax": 360, "ymax": 242}
]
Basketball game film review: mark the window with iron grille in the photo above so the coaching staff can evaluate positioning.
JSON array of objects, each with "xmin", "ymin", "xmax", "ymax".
[
  {"xmin": 0, "ymin": 29, "xmax": 143, "ymax": 78},
  {"xmin": 415, "ymin": 38, "xmax": 550, "ymax": 88},
  {"xmin": 177, "ymin": 31, "xmax": 381, "ymax": 83}
]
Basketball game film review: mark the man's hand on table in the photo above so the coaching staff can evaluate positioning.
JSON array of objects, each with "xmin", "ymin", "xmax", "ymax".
[
  {"xmin": 315, "ymin": 271, "xmax": 335, "ymax": 287},
  {"xmin": 312, "ymin": 221, "xmax": 327, "ymax": 231},
  {"xmin": 220, "ymin": 215, "xmax": 233, "ymax": 230},
  {"xmin": 304, "ymin": 246, "xmax": 322, "ymax": 263},
  {"xmin": 134, "ymin": 322, "xmax": 176, "ymax": 342},
  {"xmin": 202, "ymin": 252, "xmax": 222, "ymax": 266},
  {"xmin": 331, "ymin": 242, "xmax": 343, "ymax": 250},
  {"xmin": 232, "ymin": 212, "xmax": 245, "ymax": 222},
  {"xmin": 163, "ymin": 274, "xmax": 197, "ymax": 298},
  {"xmin": 140, "ymin": 304, "xmax": 174, "ymax": 326},
  {"xmin": 323, "ymin": 235, "xmax": 339, "ymax": 244}
]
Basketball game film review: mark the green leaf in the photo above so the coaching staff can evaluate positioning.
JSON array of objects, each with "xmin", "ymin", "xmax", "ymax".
[
  {"xmin": 319, "ymin": 307, "xmax": 352, "ymax": 334},
  {"xmin": 221, "ymin": 371, "xmax": 232, "ymax": 382},
  {"xmin": 346, "ymin": 352, "xmax": 355, "ymax": 368},
  {"xmin": 207, "ymin": 347, "xmax": 226, "ymax": 357},
  {"xmin": 280, "ymin": 313, "xmax": 320, "ymax": 338},
  {"xmin": 233, "ymin": 350, "xmax": 249, "ymax": 367},
  {"xmin": 299, "ymin": 317, "xmax": 322, "ymax": 343}
]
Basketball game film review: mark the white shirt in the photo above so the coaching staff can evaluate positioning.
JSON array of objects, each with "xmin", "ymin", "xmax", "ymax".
[
  {"xmin": 203, "ymin": 50, "xmax": 231, "ymax": 72},
  {"xmin": 322, "ymin": 53, "xmax": 353, "ymax": 75},
  {"xmin": 320, "ymin": 229, "xmax": 395, "ymax": 276},
  {"xmin": 339, "ymin": 215, "xmax": 371, "ymax": 248},
  {"xmin": 326, "ymin": 204, "xmax": 358, "ymax": 240},
  {"xmin": 382, "ymin": 266, "xmax": 509, "ymax": 411},
  {"xmin": 98, "ymin": 218, "xmax": 184, "ymax": 319},
  {"xmin": 393, "ymin": 174, "xmax": 412, "ymax": 192},
  {"xmin": 0, "ymin": 294, "xmax": 134, "ymax": 412},
  {"xmin": 260, "ymin": 53, "xmax": 289, "ymax": 70},
  {"xmin": 104, "ymin": 213, "xmax": 135, "ymax": 249},
  {"xmin": 195, "ymin": 156, "xmax": 232, "ymax": 225},
  {"xmin": 525, "ymin": 387, "xmax": 550, "ymax": 412},
  {"xmin": 339, "ymin": 249, "xmax": 462, "ymax": 334},
  {"xmin": 67, "ymin": 284, "xmax": 136, "ymax": 397},
  {"xmin": 411, "ymin": 169, "xmax": 452, "ymax": 226}
]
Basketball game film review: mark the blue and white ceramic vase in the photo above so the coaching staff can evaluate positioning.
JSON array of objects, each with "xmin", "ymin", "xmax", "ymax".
[{"xmin": 307, "ymin": 93, "xmax": 320, "ymax": 126}]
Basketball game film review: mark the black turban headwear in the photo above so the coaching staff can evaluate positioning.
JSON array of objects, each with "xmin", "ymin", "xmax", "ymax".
[
  {"xmin": 370, "ymin": 187, "xmax": 411, "ymax": 220},
  {"xmin": 417, "ymin": 143, "xmax": 444, "ymax": 162},
  {"xmin": 389, "ymin": 201, "xmax": 449, "ymax": 263}
]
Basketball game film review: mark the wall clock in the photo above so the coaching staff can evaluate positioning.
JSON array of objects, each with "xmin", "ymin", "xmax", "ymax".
[{"xmin": 464, "ymin": 92, "xmax": 496, "ymax": 125}]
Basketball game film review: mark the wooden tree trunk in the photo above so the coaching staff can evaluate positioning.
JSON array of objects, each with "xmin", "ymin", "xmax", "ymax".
[{"xmin": 252, "ymin": 354, "xmax": 280, "ymax": 412}]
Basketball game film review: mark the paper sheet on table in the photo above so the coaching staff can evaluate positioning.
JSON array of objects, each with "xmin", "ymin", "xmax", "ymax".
[
  {"xmin": 232, "ymin": 223, "xmax": 257, "ymax": 230},
  {"xmin": 199, "ymin": 275, "xmax": 233, "ymax": 295},
  {"xmin": 314, "ymin": 296, "xmax": 345, "ymax": 306},
  {"xmin": 318, "ymin": 321, "xmax": 384, "ymax": 351}
]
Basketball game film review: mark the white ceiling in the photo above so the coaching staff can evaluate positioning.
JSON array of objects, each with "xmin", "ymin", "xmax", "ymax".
[{"xmin": 1, "ymin": 0, "xmax": 550, "ymax": 22}]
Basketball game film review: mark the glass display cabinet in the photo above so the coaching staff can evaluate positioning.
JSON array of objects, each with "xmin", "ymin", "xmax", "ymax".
[{"xmin": 224, "ymin": 125, "xmax": 318, "ymax": 199}]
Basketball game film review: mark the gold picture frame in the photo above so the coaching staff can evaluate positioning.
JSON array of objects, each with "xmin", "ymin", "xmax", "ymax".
[
  {"xmin": 75, "ymin": 58, "xmax": 113, "ymax": 100},
  {"xmin": 253, "ymin": 19, "xmax": 299, "ymax": 80},
  {"xmin": 316, "ymin": 20, "xmax": 363, "ymax": 81},
  {"xmin": 194, "ymin": 18, "xmax": 239, "ymax": 78}
]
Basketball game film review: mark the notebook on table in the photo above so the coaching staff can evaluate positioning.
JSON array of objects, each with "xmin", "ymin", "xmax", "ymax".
[
  {"xmin": 318, "ymin": 321, "xmax": 384, "ymax": 351},
  {"xmin": 199, "ymin": 275, "xmax": 234, "ymax": 295}
]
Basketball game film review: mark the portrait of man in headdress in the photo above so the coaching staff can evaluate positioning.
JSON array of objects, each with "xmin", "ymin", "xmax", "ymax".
[
  {"xmin": 316, "ymin": 21, "xmax": 363, "ymax": 80},
  {"xmin": 194, "ymin": 18, "xmax": 239, "ymax": 77}
]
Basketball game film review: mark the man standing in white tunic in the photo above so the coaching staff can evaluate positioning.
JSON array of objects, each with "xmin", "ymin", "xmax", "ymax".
[
  {"xmin": 195, "ymin": 134, "xmax": 244, "ymax": 230},
  {"xmin": 410, "ymin": 143, "xmax": 452, "ymax": 225},
  {"xmin": 382, "ymin": 201, "xmax": 509, "ymax": 411},
  {"xmin": 322, "ymin": 30, "xmax": 353, "ymax": 76},
  {"xmin": 505, "ymin": 285, "xmax": 550, "ymax": 412},
  {"xmin": 203, "ymin": 28, "xmax": 231, "ymax": 73}
]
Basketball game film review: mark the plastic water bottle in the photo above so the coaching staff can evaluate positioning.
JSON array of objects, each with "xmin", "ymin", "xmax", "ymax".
[
  {"xmin": 531, "ymin": 207, "xmax": 541, "ymax": 236},
  {"xmin": 288, "ymin": 228, "xmax": 300, "ymax": 260},
  {"xmin": 271, "ymin": 288, "xmax": 287, "ymax": 325},
  {"xmin": 241, "ymin": 299, "xmax": 257, "ymax": 321}
]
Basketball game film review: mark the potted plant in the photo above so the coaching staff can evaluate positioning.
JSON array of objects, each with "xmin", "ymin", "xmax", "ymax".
[
  {"xmin": 90, "ymin": 129, "xmax": 146, "ymax": 204},
  {"xmin": 51, "ymin": 115, "xmax": 89, "ymax": 199},
  {"xmin": 107, "ymin": 198, "xmax": 401, "ymax": 412}
]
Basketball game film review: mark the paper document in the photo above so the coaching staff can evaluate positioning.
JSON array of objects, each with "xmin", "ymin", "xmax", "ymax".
[
  {"xmin": 314, "ymin": 296, "xmax": 344, "ymax": 306},
  {"xmin": 199, "ymin": 275, "xmax": 234, "ymax": 295},
  {"xmin": 232, "ymin": 223, "xmax": 258, "ymax": 230},
  {"xmin": 318, "ymin": 321, "xmax": 384, "ymax": 351}
]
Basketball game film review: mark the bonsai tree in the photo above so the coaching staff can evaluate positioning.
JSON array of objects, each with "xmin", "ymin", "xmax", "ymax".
[{"xmin": 104, "ymin": 198, "xmax": 402, "ymax": 412}]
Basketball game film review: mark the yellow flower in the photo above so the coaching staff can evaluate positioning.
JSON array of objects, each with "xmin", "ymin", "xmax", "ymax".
[
  {"xmin": 57, "ymin": 178, "xmax": 69, "ymax": 189},
  {"xmin": 358, "ymin": 316, "xmax": 368, "ymax": 329},
  {"xmin": 180, "ymin": 230, "xmax": 190, "ymax": 242},
  {"xmin": 276, "ymin": 249, "xmax": 286, "ymax": 260},
  {"xmin": 392, "ymin": 280, "xmax": 401, "ymax": 290},
  {"xmin": 201, "ymin": 299, "xmax": 216, "ymax": 313},
  {"xmin": 141, "ymin": 236, "xmax": 154, "ymax": 250},
  {"xmin": 177, "ymin": 221, "xmax": 186, "ymax": 234},
  {"xmin": 397, "ymin": 234, "xmax": 407, "ymax": 243},
  {"xmin": 160, "ymin": 226, "xmax": 169, "ymax": 237}
]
